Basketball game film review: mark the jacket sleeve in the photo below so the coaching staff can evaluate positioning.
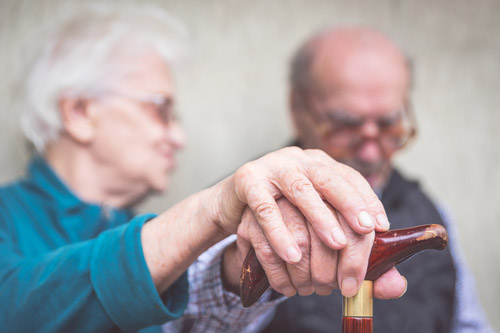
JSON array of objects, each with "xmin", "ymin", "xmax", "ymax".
[{"xmin": 0, "ymin": 212, "xmax": 188, "ymax": 332}]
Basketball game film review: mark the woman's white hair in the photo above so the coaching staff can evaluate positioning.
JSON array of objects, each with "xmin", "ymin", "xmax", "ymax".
[{"xmin": 21, "ymin": 3, "xmax": 188, "ymax": 152}]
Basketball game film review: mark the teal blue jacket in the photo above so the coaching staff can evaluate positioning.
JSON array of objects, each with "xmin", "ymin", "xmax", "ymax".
[{"xmin": 0, "ymin": 157, "xmax": 188, "ymax": 332}]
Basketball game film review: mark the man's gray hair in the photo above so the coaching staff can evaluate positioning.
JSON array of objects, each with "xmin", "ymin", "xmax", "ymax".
[
  {"xmin": 288, "ymin": 26, "xmax": 335, "ymax": 96},
  {"xmin": 288, "ymin": 33, "xmax": 318, "ymax": 96},
  {"xmin": 21, "ymin": 3, "xmax": 187, "ymax": 152}
]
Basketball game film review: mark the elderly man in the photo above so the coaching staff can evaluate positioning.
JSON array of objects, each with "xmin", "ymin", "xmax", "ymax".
[
  {"xmin": 262, "ymin": 27, "xmax": 493, "ymax": 332},
  {"xmin": 0, "ymin": 6, "xmax": 406, "ymax": 333}
]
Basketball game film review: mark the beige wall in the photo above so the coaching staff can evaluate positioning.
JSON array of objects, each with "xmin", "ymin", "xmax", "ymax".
[{"xmin": 1, "ymin": 0, "xmax": 499, "ymax": 330}]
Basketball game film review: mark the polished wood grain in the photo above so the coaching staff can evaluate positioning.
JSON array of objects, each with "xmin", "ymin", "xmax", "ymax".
[
  {"xmin": 342, "ymin": 317, "xmax": 373, "ymax": 333},
  {"xmin": 365, "ymin": 224, "xmax": 447, "ymax": 280}
]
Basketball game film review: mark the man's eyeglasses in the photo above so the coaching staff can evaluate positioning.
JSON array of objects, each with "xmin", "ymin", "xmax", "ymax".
[
  {"xmin": 104, "ymin": 90, "xmax": 177, "ymax": 124},
  {"xmin": 308, "ymin": 104, "xmax": 416, "ymax": 151}
]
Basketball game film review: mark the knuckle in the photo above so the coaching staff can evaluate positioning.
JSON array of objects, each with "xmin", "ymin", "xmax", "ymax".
[
  {"xmin": 234, "ymin": 162, "xmax": 257, "ymax": 185},
  {"xmin": 340, "ymin": 248, "xmax": 371, "ymax": 274},
  {"xmin": 314, "ymin": 172, "xmax": 334, "ymax": 190},
  {"xmin": 295, "ymin": 235, "xmax": 310, "ymax": 252},
  {"xmin": 267, "ymin": 271, "xmax": 291, "ymax": 291},
  {"xmin": 337, "ymin": 194, "xmax": 362, "ymax": 211},
  {"xmin": 312, "ymin": 271, "xmax": 336, "ymax": 287},
  {"xmin": 269, "ymin": 146, "xmax": 303, "ymax": 163},
  {"xmin": 306, "ymin": 148, "xmax": 330, "ymax": 160},
  {"xmin": 289, "ymin": 267, "xmax": 312, "ymax": 289},
  {"xmin": 344, "ymin": 239, "xmax": 367, "ymax": 257},
  {"xmin": 257, "ymin": 246, "xmax": 280, "ymax": 265},
  {"xmin": 294, "ymin": 270, "xmax": 312, "ymax": 283},
  {"xmin": 365, "ymin": 193, "xmax": 383, "ymax": 209},
  {"xmin": 316, "ymin": 208, "xmax": 337, "ymax": 224},
  {"xmin": 288, "ymin": 177, "xmax": 314, "ymax": 201},
  {"xmin": 253, "ymin": 202, "xmax": 279, "ymax": 222},
  {"xmin": 312, "ymin": 167, "xmax": 344, "ymax": 192},
  {"xmin": 283, "ymin": 146, "xmax": 303, "ymax": 155},
  {"xmin": 236, "ymin": 225, "xmax": 246, "ymax": 239}
]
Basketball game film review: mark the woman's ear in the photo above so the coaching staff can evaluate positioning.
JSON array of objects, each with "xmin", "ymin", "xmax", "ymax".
[{"xmin": 58, "ymin": 97, "xmax": 97, "ymax": 144}]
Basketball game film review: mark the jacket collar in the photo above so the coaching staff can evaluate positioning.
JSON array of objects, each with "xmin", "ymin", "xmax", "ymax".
[
  {"xmin": 27, "ymin": 155, "xmax": 83, "ymax": 210},
  {"xmin": 26, "ymin": 156, "xmax": 132, "ymax": 218}
]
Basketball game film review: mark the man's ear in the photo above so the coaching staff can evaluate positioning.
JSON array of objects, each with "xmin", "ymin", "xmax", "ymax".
[
  {"xmin": 289, "ymin": 88, "xmax": 300, "ymax": 112},
  {"xmin": 58, "ymin": 97, "xmax": 97, "ymax": 144},
  {"xmin": 289, "ymin": 89, "xmax": 305, "ymax": 137}
]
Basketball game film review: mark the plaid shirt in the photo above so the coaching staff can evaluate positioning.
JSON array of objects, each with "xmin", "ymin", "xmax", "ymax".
[{"xmin": 163, "ymin": 236, "xmax": 281, "ymax": 332}]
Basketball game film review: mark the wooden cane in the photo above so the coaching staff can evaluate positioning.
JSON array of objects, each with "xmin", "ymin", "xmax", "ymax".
[{"xmin": 240, "ymin": 224, "xmax": 448, "ymax": 333}]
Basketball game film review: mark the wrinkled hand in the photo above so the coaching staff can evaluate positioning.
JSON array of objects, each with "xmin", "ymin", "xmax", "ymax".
[
  {"xmin": 217, "ymin": 147, "xmax": 389, "ymax": 262},
  {"xmin": 216, "ymin": 147, "xmax": 397, "ymax": 296},
  {"xmin": 226, "ymin": 198, "xmax": 406, "ymax": 299}
]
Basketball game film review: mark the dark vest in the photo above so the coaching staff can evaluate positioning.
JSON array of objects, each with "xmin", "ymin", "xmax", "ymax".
[{"xmin": 263, "ymin": 169, "xmax": 456, "ymax": 333}]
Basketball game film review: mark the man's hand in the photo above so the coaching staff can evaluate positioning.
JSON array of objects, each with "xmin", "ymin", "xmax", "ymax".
[{"xmin": 222, "ymin": 198, "xmax": 406, "ymax": 299}]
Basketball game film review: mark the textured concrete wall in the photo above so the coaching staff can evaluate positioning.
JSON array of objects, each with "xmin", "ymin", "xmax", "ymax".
[{"xmin": 1, "ymin": 0, "xmax": 499, "ymax": 329}]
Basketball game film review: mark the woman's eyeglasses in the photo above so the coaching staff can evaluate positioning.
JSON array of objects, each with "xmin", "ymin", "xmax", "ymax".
[{"xmin": 104, "ymin": 90, "xmax": 177, "ymax": 124}]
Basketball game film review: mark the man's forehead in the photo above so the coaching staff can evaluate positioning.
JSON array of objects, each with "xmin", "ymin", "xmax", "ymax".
[
  {"xmin": 309, "ymin": 48, "xmax": 409, "ymax": 107},
  {"xmin": 307, "ymin": 29, "xmax": 409, "ymax": 94}
]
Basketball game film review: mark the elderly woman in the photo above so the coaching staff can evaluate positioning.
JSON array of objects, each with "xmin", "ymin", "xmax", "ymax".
[{"xmin": 0, "ymin": 4, "xmax": 405, "ymax": 332}]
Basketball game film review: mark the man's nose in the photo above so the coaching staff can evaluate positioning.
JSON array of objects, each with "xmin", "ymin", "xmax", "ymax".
[
  {"xmin": 359, "ymin": 120, "xmax": 380, "ymax": 139},
  {"xmin": 356, "ymin": 139, "xmax": 382, "ymax": 163},
  {"xmin": 356, "ymin": 120, "xmax": 383, "ymax": 160}
]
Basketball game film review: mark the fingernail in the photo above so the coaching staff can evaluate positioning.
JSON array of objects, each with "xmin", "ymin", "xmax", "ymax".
[
  {"xmin": 297, "ymin": 286, "xmax": 314, "ymax": 296},
  {"xmin": 286, "ymin": 246, "xmax": 301, "ymax": 263},
  {"xmin": 331, "ymin": 226, "xmax": 347, "ymax": 246},
  {"xmin": 282, "ymin": 286, "xmax": 297, "ymax": 297},
  {"xmin": 314, "ymin": 286, "xmax": 333, "ymax": 296},
  {"xmin": 341, "ymin": 278, "xmax": 359, "ymax": 297},
  {"xmin": 398, "ymin": 276, "xmax": 408, "ymax": 298},
  {"xmin": 376, "ymin": 213, "xmax": 390, "ymax": 230},
  {"xmin": 358, "ymin": 211, "xmax": 374, "ymax": 228}
]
